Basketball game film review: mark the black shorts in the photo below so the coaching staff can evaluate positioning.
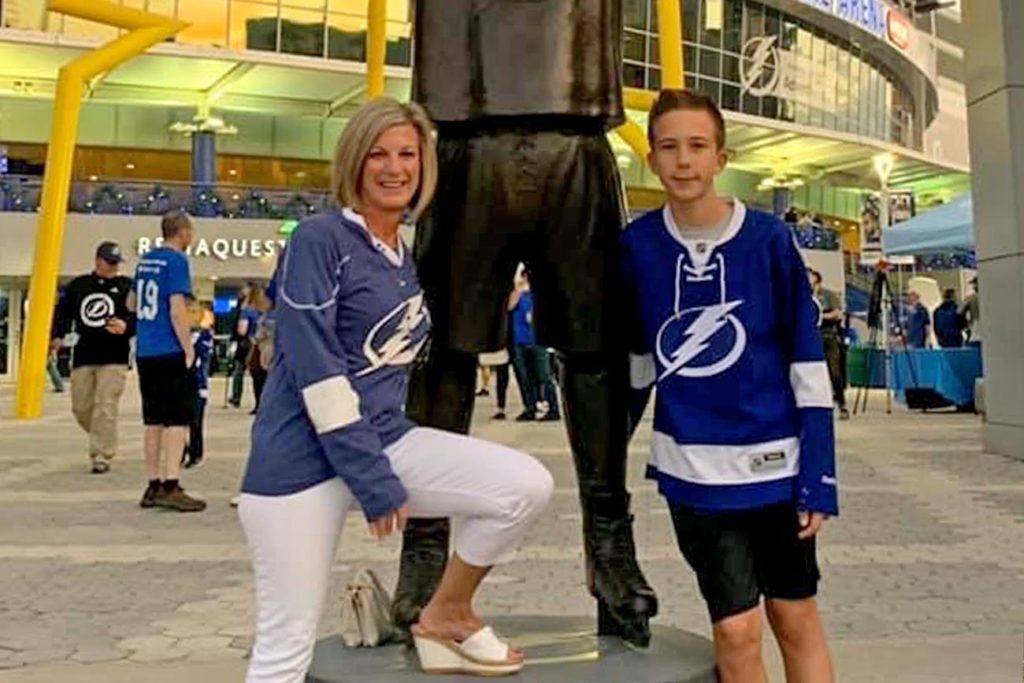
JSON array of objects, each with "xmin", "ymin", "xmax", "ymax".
[
  {"xmin": 137, "ymin": 354, "xmax": 193, "ymax": 427},
  {"xmin": 414, "ymin": 121, "xmax": 627, "ymax": 354},
  {"xmin": 669, "ymin": 502, "xmax": 821, "ymax": 624}
]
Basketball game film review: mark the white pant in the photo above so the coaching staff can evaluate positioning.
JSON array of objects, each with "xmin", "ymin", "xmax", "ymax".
[{"xmin": 238, "ymin": 427, "xmax": 554, "ymax": 683}]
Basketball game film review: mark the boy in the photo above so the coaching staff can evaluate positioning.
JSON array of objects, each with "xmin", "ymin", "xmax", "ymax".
[
  {"xmin": 182, "ymin": 297, "xmax": 214, "ymax": 469},
  {"xmin": 622, "ymin": 90, "xmax": 838, "ymax": 683}
]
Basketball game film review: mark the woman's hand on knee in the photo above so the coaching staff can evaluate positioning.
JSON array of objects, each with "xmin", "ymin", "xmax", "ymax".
[{"xmin": 368, "ymin": 505, "xmax": 408, "ymax": 540}]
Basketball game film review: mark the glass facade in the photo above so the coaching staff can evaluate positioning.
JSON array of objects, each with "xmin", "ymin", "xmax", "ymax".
[
  {"xmin": 2, "ymin": 0, "xmax": 413, "ymax": 67},
  {"xmin": 623, "ymin": 0, "xmax": 919, "ymax": 149}
]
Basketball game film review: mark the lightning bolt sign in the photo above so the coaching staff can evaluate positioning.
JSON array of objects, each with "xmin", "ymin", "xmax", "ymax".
[
  {"xmin": 747, "ymin": 36, "xmax": 777, "ymax": 85},
  {"xmin": 658, "ymin": 301, "xmax": 744, "ymax": 381}
]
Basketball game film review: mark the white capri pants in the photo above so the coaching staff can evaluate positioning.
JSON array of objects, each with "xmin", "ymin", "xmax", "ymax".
[{"xmin": 238, "ymin": 427, "xmax": 554, "ymax": 683}]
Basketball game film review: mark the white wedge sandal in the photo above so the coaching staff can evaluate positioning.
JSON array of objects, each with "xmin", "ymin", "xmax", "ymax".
[{"xmin": 411, "ymin": 624, "xmax": 524, "ymax": 676}]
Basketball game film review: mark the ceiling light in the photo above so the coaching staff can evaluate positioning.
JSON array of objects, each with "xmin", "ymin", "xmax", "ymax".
[{"xmin": 125, "ymin": 163, "xmax": 135, "ymax": 170}]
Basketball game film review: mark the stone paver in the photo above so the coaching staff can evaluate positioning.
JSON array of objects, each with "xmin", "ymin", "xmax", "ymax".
[{"xmin": 0, "ymin": 378, "xmax": 1022, "ymax": 681}]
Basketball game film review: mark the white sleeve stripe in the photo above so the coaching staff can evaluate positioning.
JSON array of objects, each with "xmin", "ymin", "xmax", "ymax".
[
  {"xmin": 278, "ymin": 238, "xmax": 340, "ymax": 312},
  {"xmin": 301, "ymin": 375, "xmax": 361, "ymax": 434},
  {"xmin": 630, "ymin": 353, "xmax": 657, "ymax": 390},
  {"xmin": 790, "ymin": 361, "xmax": 833, "ymax": 408}
]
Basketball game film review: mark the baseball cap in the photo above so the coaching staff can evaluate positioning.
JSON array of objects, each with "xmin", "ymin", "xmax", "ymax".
[{"xmin": 96, "ymin": 241, "xmax": 124, "ymax": 264}]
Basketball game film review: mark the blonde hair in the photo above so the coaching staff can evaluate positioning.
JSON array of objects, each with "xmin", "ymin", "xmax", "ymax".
[{"xmin": 331, "ymin": 97, "xmax": 438, "ymax": 223}]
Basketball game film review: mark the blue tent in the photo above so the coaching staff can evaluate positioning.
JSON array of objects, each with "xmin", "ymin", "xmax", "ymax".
[{"xmin": 882, "ymin": 193, "xmax": 975, "ymax": 256}]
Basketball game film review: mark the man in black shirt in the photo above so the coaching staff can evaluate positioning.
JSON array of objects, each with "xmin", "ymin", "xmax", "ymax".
[{"xmin": 52, "ymin": 241, "xmax": 135, "ymax": 473}]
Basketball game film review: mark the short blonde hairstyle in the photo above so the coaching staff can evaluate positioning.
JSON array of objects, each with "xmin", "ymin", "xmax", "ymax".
[{"xmin": 331, "ymin": 97, "xmax": 438, "ymax": 222}]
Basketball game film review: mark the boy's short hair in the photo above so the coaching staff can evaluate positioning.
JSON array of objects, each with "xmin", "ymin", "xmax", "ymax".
[{"xmin": 647, "ymin": 89, "xmax": 727, "ymax": 150}]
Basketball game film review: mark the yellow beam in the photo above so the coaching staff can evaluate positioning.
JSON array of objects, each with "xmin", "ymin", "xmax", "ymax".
[
  {"xmin": 615, "ymin": 119, "xmax": 650, "ymax": 158},
  {"xmin": 15, "ymin": 0, "xmax": 187, "ymax": 420},
  {"xmin": 624, "ymin": 88, "xmax": 657, "ymax": 112},
  {"xmin": 366, "ymin": 0, "xmax": 386, "ymax": 98},
  {"xmin": 657, "ymin": 0, "xmax": 685, "ymax": 88}
]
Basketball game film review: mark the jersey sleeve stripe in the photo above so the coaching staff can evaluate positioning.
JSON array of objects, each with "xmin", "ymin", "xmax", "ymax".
[
  {"xmin": 301, "ymin": 375, "xmax": 361, "ymax": 435},
  {"xmin": 629, "ymin": 353, "xmax": 657, "ymax": 390},
  {"xmin": 790, "ymin": 361, "xmax": 833, "ymax": 408}
]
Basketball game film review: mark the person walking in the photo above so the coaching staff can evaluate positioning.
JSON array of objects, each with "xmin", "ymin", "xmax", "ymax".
[
  {"xmin": 809, "ymin": 269, "xmax": 849, "ymax": 420},
  {"xmin": 51, "ymin": 241, "xmax": 135, "ymax": 473}
]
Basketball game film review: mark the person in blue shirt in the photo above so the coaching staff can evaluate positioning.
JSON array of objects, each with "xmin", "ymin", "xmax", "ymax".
[
  {"xmin": 622, "ymin": 90, "xmax": 836, "ymax": 682},
  {"xmin": 508, "ymin": 272, "xmax": 561, "ymax": 422},
  {"xmin": 904, "ymin": 290, "xmax": 931, "ymax": 349},
  {"xmin": 933, "ymin": 289, "xmax": 965, "ymax": 348},
  {"xmin": 238, "ymin": 98, "xmax": 553, "ymax": 681},
  {"xmin": 130, "ymin": 210, "xmax": 206, "ymax": 513},
  {"xmin": 181, "ymin": 296, "xmax": 214, "ymax": 470}
]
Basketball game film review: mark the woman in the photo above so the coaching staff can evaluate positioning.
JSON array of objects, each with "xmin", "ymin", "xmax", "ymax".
[
  {"xmin": 245, "ymin": 287, "xmax": 274, "ymax": 415},
  {"xmin": 238, "ymin": 98, "xmax": 554, "ymax": 683}
]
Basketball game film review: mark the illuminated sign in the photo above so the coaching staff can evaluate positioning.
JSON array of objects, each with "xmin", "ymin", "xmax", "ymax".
[
  {"xmin": 797, "ymin": 0, "xmax": 888, "ymax": 38},
  {"xmin": 887, "ymin": 9, "xmax": 913, "ymax": 50},
  {"xmin": 136, "ymin": 236, "xmax": 288, "ymax": 261}
]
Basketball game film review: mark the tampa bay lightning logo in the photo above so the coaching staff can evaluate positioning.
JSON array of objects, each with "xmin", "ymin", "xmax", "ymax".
[
  {"xmin": 356, "ymin": 293, "xmax": 430, "ymax": 377},
  {"xmin": 656, "ymin": 253, "xmax": 747, "ymax": 380},
  {"xmin": 79, "ymin": 293, "xmax": 115, "ymax": 328}
]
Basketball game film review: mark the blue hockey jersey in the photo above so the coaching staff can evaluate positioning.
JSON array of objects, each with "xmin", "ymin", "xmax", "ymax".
[
  {"xmin": 241, "ymin": 208, "xmax": 430, "ymax": 521},
  {"xmin": 622, "ymin": 201, "xmax": 838, "ymax": 515},
  {"xmin": 190, "ymin": 327, "xmax": 214, "ymax": 399}
]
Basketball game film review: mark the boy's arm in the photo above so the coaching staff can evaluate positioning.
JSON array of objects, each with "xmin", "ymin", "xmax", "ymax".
[{"xmin": 776, "ymin": 232, "xmax": 839, "ymax": 517}]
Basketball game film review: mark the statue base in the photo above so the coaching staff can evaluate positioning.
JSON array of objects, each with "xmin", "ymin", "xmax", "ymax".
[{"xmin": 307, "ymin": 615, "xmax": 716, "ymax": 682}]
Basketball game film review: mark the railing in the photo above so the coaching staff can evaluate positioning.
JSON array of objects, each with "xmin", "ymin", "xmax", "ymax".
[
  {"xmin": 0, "ymin": 176, "xmax": 332, "ymax": 219},
  {"xmin": 787, "ymin": 221, "xmax": 840, "ymax": 251}
]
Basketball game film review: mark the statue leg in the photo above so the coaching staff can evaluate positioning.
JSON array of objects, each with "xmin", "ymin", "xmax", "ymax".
[
  {"xmin": 559, "ymin": 352, "xmax": 658, "ymax": 647},
  {"xmin": 390, "ymin": 346, "xmax": 478, "ymax": 641}
]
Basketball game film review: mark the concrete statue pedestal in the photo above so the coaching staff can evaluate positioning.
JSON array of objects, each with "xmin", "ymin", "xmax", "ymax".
[{"xmin": 307, "ymin": 615, "xmax": 716, "ymax": 682}]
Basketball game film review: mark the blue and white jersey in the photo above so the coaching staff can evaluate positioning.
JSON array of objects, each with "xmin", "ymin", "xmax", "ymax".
[
  {"xmin": 133, "ymin": 247, "xmax": 192, "ymax": 358},
  {"xmin": 191, "ymin": 328, "xmax": 214, "ymax": 399},
  {"xmin": 622, "ymin": 201, "xmax": 838, "ymax": 515},
  {"xmin": 241, "ymin": 209, "xmax": 430, "ymax": 521}
]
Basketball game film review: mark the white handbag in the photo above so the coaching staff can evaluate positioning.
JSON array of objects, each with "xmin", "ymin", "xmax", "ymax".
[{"xmin": 340, "ymin": 569, "xmax": 394, "ymax": 648}]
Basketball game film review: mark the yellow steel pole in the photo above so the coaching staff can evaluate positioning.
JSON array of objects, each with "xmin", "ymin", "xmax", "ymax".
[
  {"xmin": 614, "ymin": 1, "xmax": 686, "ymax": 160},
  {"xmin": 15, "ymin": 0, "xmax": 187, "ymax": 419},
  {"xmin": 366, "ymin": 0, "xmax": 387, "ymax": 98},
  {"xmin": 658, "ymin": 0, "xmax": 685, "ymax": 88}
]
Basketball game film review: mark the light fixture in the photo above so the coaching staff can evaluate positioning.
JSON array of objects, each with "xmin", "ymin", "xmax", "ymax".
[
  {"xmin": 88, "ymin": 175, "xmax": 98, "ymax": 181},
  {"xmin": 210, "ymin": 275, "xmax": 219, "ymax": 282},
  {"xmin": 872, "ymin": 153, "xmax": 896, "ymax": 185},
  {"xmin": 228, "ymin": 169, "xmax": 237, "ymax": 176},
  {"xmin": 125, "ymin": 162, "xmax": 135, "ymax": 170},
  {"xmin": 757, "ymin": 175, "xmax": 805, "ymax": 192},
  {"xmin": 169, "ymin": 114, "xmax": 239, "ymax": 137}
]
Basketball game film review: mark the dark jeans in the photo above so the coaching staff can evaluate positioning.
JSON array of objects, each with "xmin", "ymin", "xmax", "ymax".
[
  {"xmin": 251, "ymin": 367, "xmax": 268, "ymax": 411},
  {"xmin": 186, "ymin": 396, "xmax": 206, "ymax": 461},
  {"xmin": 494, "ymin": 363, "xmax": 510, "ymax": 410},
  {"xmin": 823, "ymin": 331, "xmax": 846, "ymax": 409},
  {"xmin": 512, "ymin": 345, "xmax": 560, "ymax": 416},
  {"xmin": 229, "ymin": 340, "xmax": 251, "ymax": 405}
]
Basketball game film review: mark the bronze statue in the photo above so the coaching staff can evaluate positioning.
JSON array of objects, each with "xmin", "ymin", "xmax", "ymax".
[{"xmin": 393, "ymin": 0, "xmax": 658, "ymax": 647}]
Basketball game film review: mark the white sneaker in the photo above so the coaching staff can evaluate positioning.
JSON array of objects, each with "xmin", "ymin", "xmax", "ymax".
[{"xmin": 229, "ymin": 495, "xmax": 241, "ymax": 508}]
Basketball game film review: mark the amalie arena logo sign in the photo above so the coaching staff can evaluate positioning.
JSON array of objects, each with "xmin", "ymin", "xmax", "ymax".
[{"xmin": 798, "ymin": 0, "xmax": 913, "ymax": 51}]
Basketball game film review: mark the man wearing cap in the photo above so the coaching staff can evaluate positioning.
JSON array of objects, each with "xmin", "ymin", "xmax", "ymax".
[{"xmin": 51, "ymin": 241, "xmax": 136, "ymax": 474}]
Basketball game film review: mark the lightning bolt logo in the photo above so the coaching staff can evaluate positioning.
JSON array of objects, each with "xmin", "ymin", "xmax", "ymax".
[
  {"xmin": 659, "ymin": 301, "xmax": 743, "ymax": 381},
  {"xmin": 357, "ymin": 293, "xmax": 430, "ymax": 376},
  {"xmin": 741, "ymin": 36, "xmax": 781, "ymax": 97}
]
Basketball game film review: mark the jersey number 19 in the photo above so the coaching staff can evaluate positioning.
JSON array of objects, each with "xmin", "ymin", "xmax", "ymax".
[{"xmin": 137, "ymin": 279, "xmax": 159, "ymax": 321}]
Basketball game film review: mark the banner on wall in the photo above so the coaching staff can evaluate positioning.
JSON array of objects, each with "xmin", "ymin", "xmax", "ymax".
[{"xmin": 860, "ymin": 189, "xmax": 916, "ymax": 265}]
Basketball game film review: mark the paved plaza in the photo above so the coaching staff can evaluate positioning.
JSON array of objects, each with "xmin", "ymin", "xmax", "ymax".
[{"xmin": 0, "ymin": 377, "xmax": 1022, "ymax": 682}]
